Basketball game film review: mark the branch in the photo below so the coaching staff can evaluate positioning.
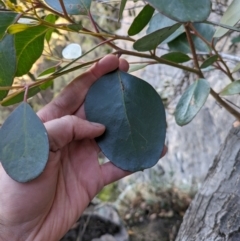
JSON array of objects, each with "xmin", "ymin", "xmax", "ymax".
[{"xmin": 185, "ymin": 23, "xmax": 240, "ymax": 120}]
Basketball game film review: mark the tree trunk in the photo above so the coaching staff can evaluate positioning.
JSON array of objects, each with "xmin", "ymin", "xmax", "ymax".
[{"xmin": 176, "ymin": 125, "xmax": 240, "ymax": 241}]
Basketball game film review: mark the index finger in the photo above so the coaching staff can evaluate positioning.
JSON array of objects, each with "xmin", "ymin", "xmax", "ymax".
[{"xmin": 37, "ymin": 55, "xmax": 128, "ymax": 122}]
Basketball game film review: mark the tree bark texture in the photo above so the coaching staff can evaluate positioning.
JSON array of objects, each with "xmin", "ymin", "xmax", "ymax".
[{"xmin": 176, "ymin": 125, "xmax": 240, "ymax": 241}]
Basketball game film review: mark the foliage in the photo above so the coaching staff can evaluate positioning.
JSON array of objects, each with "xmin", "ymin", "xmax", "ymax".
[
  {"xmin": 85, "ymin": 70, "xmax": 166, "ymax": 172},
  {"xmin": 0, "ymin": 0, "xmax": 240, "ymax": 182}
]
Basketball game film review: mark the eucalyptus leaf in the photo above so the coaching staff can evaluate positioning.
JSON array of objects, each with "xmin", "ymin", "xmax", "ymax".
[
  {"xmin": 175, "ymin": 79, "xmax": 210, "ymax": 126},
  {"xmin": 231, "ymin": 35, "xmax": 240, "ymax": 44},
  {"xmin": 128, "ymin": 64, "xmax": 148, "ymax": 73},
  {"xmin": 145, "ymin": 0, "xmax": 211, "ymax": 22},
  {"xmin": 85, "ymin": 70, "xmax": 166, "ymax": 172},
  {"xmin": 7, "ymin": 23, "xmax": 38, "ymax": 34},
  {"xmin": 44, "ymin": 0, "xmax": 91, "ymax": 15},
  {"xmin": 0, "ymin": 11, "xmax": 17, "ymax": 40},
  {"xmin": 0, "ymin": 102, "xmax": 49, "ymax": 182},
  {"xmin": 168, "ymin": 23, "xmax": 215, "ymax": 53},
  {"xmin": 220, "ymin": 80, "xmax": 240, "ymax": 96},
  {"xmin": 134, "ymin": 23, "xmax": 181, "ymax": 51},
  {"xmin": 14, "ymin": 25, "xmax": 49, "ymax": 77},
  {"xmin": 206, "ymin": 20, "xmax": 240, "ymax": 34},
  {"xmin": 44, "ymin": 14, "xmax": 58, "ymax": 42},
  {"xmin": 0, "ymin": 34, "xmax": 16, "ymax": 101},
  {"xmin": 128, "ymin": 4, "xmax": 154, "ymax": 36},
  {"xmin": 38, "ymin": 66, "xmax": 57, "ymax": 90},
  {"xmin": 214, "ymin": 0, "xmax": 240, "ymax": 38},
  {"xmin": 200, "ymin": 55, "xmax": 218, "ymax": 69},
  {"xmin": 161, "ymin": 52, "xmax": 190, "ymax": 63},
  {"xmin": 147, "ymin": 13, "xmax": 185, "ymax": 44},
  {"xmin": 119, "ymin": 0, "xmax": 127, "ymax": 20},
  {"xmin": 232, "ymin": 62, "xmax": 240, "ymax": 73}
]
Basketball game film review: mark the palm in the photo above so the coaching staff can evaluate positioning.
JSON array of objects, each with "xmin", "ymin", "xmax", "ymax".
[
  {"xmin": 33, "ymin": 139, "xmax": 105, "ymax": 240},
  {"xmin": 0, "ymin": 55, "xmax": 131, "ymax": 241}
]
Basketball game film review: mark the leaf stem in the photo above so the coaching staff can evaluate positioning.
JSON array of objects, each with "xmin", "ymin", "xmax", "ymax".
[
  {"xmin": 88, "ymin": 10, "xmax": 99, "ymax": 33},
  {"xmin": 58, "ymin": 0, "xmax": 74, "ymax": 23},
  {"xmin": 24, "ymin": 85, "xmax": 29, "ymax": 102},
  {"xmin": 189, "ymin": 23, "xmax": 234, "ymax": 82}
]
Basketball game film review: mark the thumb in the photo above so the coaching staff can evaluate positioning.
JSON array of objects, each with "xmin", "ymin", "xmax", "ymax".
[{"xmin": 44, "ymin": 115, "xmax": 105, "ymax": 152}]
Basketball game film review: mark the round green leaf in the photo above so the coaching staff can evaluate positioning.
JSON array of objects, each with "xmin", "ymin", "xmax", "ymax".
[
  {"xmin": 175, "ymin": 79, "xmax": 210, "ymax": 126},
  {"xmin": 0, "ymin": 103, "xmax": 49, "ymax": 182},
  {"xmin": 145, "ymin": 0, "xmax": 211, "ymax": 22},
  {"xmin": 220, "ymin": 80, "xmax": 240, "ymax": 96},
  {"xmin": 44, "ymin": 0, "xmax": 91, "ymax": 15},
  {"xmin": 85, "ymin": 70, "xmax": 166, "ymax": 172},
  {"xmin": 128, "ymin": 4, "xmax": 155, "ymax": 36}
]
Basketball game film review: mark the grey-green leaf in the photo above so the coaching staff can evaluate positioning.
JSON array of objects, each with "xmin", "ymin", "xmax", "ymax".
[
  {"xmin": 0, "ymin": 34, "xmax": 16, "ymax": 100},
  {"xmin": 214, "ymin": 0, "xmax": 240, "ymax": 38},
  {"xmin": 128, "ymin": 4, "xmax": 154, "ymax": 36},
  {"xmin": 168, "ymin": 23, "xmax": 215, "ymax": 53},
  {"xmin": 0, "ymin": 11, "xmax": 18, "ymax": 40},
  {"xmin": 146, "ymin": 13, "xmax": 185, "ymax": 43},
  {"xmin": 175, "ymin": 78, "xmax": 210, "ymax": 126},
  {"xmin": 232, "ymin": 62, "xmax": 240, "ymax": 73},
  {"xmin": 128, "ymin": 64, "xmax": 148, "ymax": 73},
  {"xmin": 85, "ymin": 70, "xmax": 166, "ymax": 172},
  {"xmin": 145, "ymin": 0, "xmax": 211, "ymax": 22},
  {"xmin": 200, "ymin": 55, "xmax": 218, "ymax": 69},
  {"xmin": 220, "ymin": 80, "xmax": 240, "ymax": 96},
  {"xmin": 44, "ymin": 0, "xmax": 91, "ymax": 15},
  {"xmin": 134, "ymin": 23, "xmax": 181, "ymax": 51},
  {"xmin": 0, "ymin": 103, "xmax": 49, "ymax": 182}
]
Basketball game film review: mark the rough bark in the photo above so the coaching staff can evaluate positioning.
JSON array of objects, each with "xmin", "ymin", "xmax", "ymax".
[{"xmin": 176, "ymin": 125, "xmax": 240, "ymax": 241}]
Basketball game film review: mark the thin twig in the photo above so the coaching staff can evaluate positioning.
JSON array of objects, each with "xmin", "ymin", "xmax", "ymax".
[
  {"xmin": 88, "ymin": 10, "xmax": 99, "ymax": 33},
  {"xmin": 189, "ymin": 23, "xmax": 234, "ymax": 82},
  {"xmin": 185, "ymin": 23, "xmax": 240, "ymax": 120}
]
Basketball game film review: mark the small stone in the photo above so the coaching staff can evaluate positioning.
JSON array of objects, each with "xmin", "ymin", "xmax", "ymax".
[{"xmin": 149, "ymin": 213, "xmax": 157, "ymax": 220}]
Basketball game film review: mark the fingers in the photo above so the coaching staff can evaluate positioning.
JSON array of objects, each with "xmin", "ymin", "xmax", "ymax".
[
  {"xmin": 45, "ymin": 115, "xmax": 105, "ymax": 152},
  {"xmin": 100, "ymin": 162, "xmax": 131, "ymax": 186},
  {"xmin": 161, "ymin": 145, "xmax": 168, "ymax": 158},
  {"xmin": 38, "ymin": 55, "xmax": 129, "ymax": 123},
  {"xmin": 119, "ymin": 58, "xmax": 129, "ymax": 72},
  {"xmin": 74, "ymin": 58, "xmax": 129, "ymax": 119},
  {"xmin": 100, "ymin": 145, "xmax": 168, "ymax": 186}
]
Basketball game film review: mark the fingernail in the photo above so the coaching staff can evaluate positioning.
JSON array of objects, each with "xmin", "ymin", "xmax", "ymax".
[{"xmin": 91, "ymin": 122, "xmax": 105, "ymax": 128}]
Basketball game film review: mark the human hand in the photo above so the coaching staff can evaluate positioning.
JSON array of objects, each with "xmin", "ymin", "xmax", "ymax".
[{"xmin": 0, "ymin": 55, "xmax": 167, "ymax": 241}]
